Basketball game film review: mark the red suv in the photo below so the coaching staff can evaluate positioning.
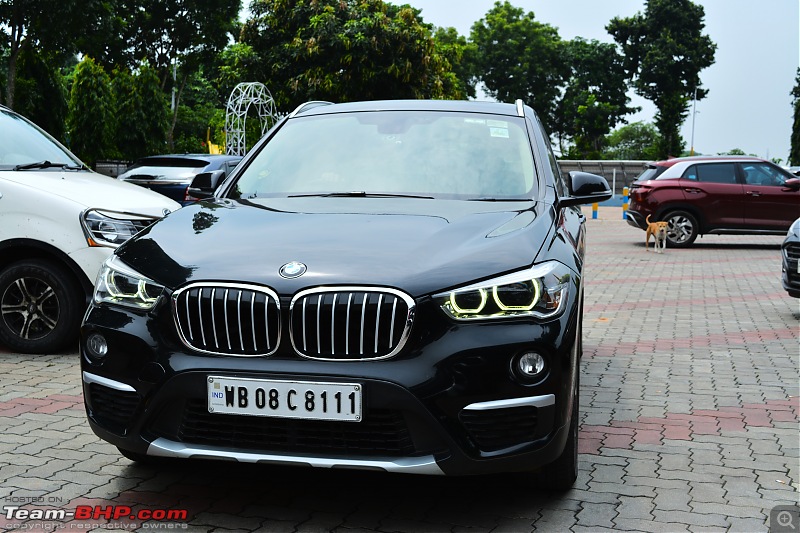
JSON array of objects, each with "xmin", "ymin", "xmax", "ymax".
[{"xmin": 627, "ymin": 156, "xmax": 800, "ymax": 247}]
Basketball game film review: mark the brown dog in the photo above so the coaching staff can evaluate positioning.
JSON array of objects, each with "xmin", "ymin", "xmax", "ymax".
[{"xmin": 645, "ymin": 215, "xmax": 668, "ymax": 253}]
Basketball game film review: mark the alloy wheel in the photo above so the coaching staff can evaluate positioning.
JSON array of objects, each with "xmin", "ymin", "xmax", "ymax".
[{"xmin": 1, "ymin": 276, "xmax": 60, "ymax": 341}]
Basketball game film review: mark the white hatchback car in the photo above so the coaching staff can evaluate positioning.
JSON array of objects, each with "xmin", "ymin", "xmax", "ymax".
[{"xmin": 0, "ymin": 106, "xmax": 179, "ymax": 354}]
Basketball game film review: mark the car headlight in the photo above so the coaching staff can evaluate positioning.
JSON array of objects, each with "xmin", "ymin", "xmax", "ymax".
[
  {"xmin": 789, "ymin": 218, "xmax": 800, "ymax": 237},
  {"xmin": 81, "ymin": 208, "xmax": 159, "ymax": 247},
  {"xmin": 435, "ymin": 262, "xmax": 573, "ymax": 320},
  {"xmin": 94, "ymin": 255, "xmax": 164, "ymax": 310}
]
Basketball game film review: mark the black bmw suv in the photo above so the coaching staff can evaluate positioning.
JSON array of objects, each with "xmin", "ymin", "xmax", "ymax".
[{"xmin": 80, "ymin": 99, "xmax": 610, "ymax": 488}]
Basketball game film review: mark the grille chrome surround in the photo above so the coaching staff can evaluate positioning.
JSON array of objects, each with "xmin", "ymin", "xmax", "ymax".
[
  {"xmin": 289, "ymin": 287, "xmax": 415, "ymax": 361},
  {"xmin": 172, "ymin": 283, "xmax": 281, "ymax": 356}
]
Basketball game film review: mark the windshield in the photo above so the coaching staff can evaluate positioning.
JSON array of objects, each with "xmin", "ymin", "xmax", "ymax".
[
  {"xmin": 634, "ymin": 167, "xmax": 661, "ymax": 182},
  {"xmin": 230, "ymin": 111, "xmax": 537, "ymax": 200},
  {"xmin": 0, "ymin": 109, "xmax": 82, "ymax": 170}
]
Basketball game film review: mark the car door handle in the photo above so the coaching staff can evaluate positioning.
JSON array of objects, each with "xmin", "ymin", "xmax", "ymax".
[
  {"xmin": 746, "ymin": 191, "xmax": 761, "ymax": 197},
  {"xmin": 683, "ymin": 188, "xmax": 702, "ymax": 194}
]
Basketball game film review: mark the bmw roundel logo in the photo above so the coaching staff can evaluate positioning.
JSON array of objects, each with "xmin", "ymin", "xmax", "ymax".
[{"xmin": 279, "ymin": 261, "xmax": 307, "ymax": 279}]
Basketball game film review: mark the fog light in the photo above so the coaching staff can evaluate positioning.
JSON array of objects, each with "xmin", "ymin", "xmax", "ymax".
[
  {"xmin": 516, "ymin": 351, "xmax": 546, "ymax": 378},
  {"xmin": 86, "ymin": 333, "xmax": 108, "ymax": 359}
]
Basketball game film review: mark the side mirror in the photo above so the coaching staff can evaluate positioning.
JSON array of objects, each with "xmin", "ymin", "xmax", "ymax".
[
  {"xmin": 559, "ymin": 171, "xmax": 613, "ymax": 207},
  {"xmin": 188, "ymin": 170, "xmax": 226, "ymax": 199},
  {"xmin": 783, "ymin": 178, "xmax": 800, "ymax": 191}
]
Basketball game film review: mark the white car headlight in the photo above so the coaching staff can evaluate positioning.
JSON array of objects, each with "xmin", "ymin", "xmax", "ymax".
[
  {"xmin": 434, "ymin": 261, "xmax": 573, "ymax": 320},
  {"xmin": 81, "ymin": 209, "xmax": 159, "ymax": 247},
  {"xmin": 94, "ymin": 256, "xmax": 164, "ymax": 310},
  {"xmin": 789, "ymin": 218, "xmax": 800, "ymax": 237}
]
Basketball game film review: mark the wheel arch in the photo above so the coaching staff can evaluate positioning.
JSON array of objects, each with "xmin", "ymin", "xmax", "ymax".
[
  {"xmin": 655, "ymin": 204, "xmax": 707, "ymax": 234},
  {"xmin": 0, "ymin": 239, "xmax": 93, "ymax": 303}
]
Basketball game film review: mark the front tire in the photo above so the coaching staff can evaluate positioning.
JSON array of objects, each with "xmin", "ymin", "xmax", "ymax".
[
  {"xmin": 0, "ymin": 260, "xmax": 83, "ymax": 354},
  {"xmin": 664, "ymin": 210, "xmax": 699, "ymax": 247},
  {"xmin": 538, "ymin": 374, "xmax": 579, "ymax": 490}
]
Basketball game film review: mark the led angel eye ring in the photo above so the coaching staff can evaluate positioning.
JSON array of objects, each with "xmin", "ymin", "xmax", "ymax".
[
  {"xmin": 449, "ymin": 288, "xmax": 488, "ymax": 314},
  {"xmin": 492, "ymin": 279, "xmax": 541, "ymax": 311}
]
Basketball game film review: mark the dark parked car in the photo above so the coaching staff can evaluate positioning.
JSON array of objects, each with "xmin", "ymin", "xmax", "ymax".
[
  {"xmin": 627, "ymin": 156, "xmax": 800, "ymax": 247},
  {"xmin": 782, "ymin": 218, "xmax": 800, "ymax": 297},
  {"xmin": 118, "ymin": 154, "xmax": 242, "ymax": 205},
  {"xmin": 80, "ymin": 99, "xmax": 611, "ymax": 488}
]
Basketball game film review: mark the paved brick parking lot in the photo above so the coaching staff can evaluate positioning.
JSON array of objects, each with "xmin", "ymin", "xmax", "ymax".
[{"xmin": 1, "ymin": 209, "xmax": 798, "ymax": 532}]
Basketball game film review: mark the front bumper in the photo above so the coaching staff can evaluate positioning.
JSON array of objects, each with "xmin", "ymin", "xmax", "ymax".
[
  {"xmin": 782, "ymin": 242, "xmax": 800, "ymax": 297},
  {"xmin": 80, "ymin": 293, "xmax": 580, "ymax": 476}
]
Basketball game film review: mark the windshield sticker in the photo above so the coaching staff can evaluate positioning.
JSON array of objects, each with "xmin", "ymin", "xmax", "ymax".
[
  {"xmin": 487, "ymin": 120, "xmax": 508, "ymax": 128},
  {"xmin": 464, "ymin": 119, "xmax": 486, "ymax": 125},
  {"xmin": 490, "ymin": 127, "xmax": 510, "ymax": 138}
]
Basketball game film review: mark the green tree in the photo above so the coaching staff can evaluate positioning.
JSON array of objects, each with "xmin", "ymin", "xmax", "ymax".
[
  {"xmin": 241, "ymin": 0, "xmax": 464, "ymax": 111},
  {"xmin": 603, "ymin": 122, "xmax": 661, "ymax": 160},
  {"xmin": 790, "ymin": 68, "xmax": 800, "ymax": 166},
  {"xmin": 213, "ymin": 43, "xmax": 260, "ymax": 107},
  {"xmin": 433, "ymin": 26, "xmax": 477, "ymax": 100},
  {"xmin": 112, "ymin": 64, "xmax": 169, "ymax": 161},
  {"xmin": 470, "ymin": 1, "xmax": 567, "ymax": 132},
  {"xmin": 556, "ymin": 38, "xmax": 637, "ymax": 158},
  {"xmin": 719, "ymin": 148, "xmax": 746, "ymax": 156},
  {"xmin": 105, "ymin": 0, "xmax": 241, "ymax": 148},
  {"xmin": 67, "ymin": 57, "xmax": 114, "ymax": 167},
  {"xmin": 607, "ymin": 0, "xmax": 716, "ymax": 159},
  {"xmin": 13, "ymin": 47, "xmax": 68, "ymax": 140},
  {"xmin": 0, "ymin": 0, "xmax": 107, "ymax": 108}
]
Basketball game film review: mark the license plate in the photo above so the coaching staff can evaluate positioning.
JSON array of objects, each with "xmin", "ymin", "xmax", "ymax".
[{"xmin": 207, "ymin": 376, "xmax": 362, "ymax": 422}]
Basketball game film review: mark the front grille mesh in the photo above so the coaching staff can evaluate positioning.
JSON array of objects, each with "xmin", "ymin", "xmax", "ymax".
[
  {"xmin": 162, "ymin": 400, "xmax": 420, "ymax": 457},
  {"xmin": 173, "ymin": 284, "xmax": 280, "ymax": 356},
  {"xmin": 786, "ymin": 243, "xmax": 800, "ymax": 261},
  {"xmin": 459, "ymin": 406, "xmax": 538, "ymax": 452},
  {"xmin": 88, "ymin": 383, "xmax": 139, "ymax": 433},
  {"xmin": 290, "ymin": 288, "xmax": 414, "ymax": 360}
]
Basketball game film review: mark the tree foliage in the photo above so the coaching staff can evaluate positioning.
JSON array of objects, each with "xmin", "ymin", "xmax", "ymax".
[
  {"xmin": 112, "ymin": 64, "xmax": 169, "ymax": 161},
  {"xmin": 67, "ymin": 57, "xmax": 114, "ymax": 166},
  {"xmin": 557, "ymin": 38, "xmax": 637, "ymax": 158},
  {"xmin": 433, "ymin": 26, "xmax": 478, "ymax": 100},
  {"xmin": 790, "ymin": 68, "xmax": 800, "ymax": 166},
  {"xmin": 13, "ymin": 48, "xmax": 68, "ymax": 140},
  {"xmin": 469, "ymin": 1, "xmax": 567, "ymax": 132},
  {"xmin": 602, "ymin": 122, "xmax": 661, "ymax": 160},
  {"xmin": 242, "ymin": 0, "xmax": 465, "ymax": 111},
  {"xmin": 607, "ymin": 0, "xmax": 716, "ymax": 159},
  {"xmin": 0, "ymin": 0, "xmax": 107, "ymax": 108}
]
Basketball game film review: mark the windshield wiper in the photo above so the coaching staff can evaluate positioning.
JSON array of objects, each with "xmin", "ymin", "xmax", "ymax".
[
  {"xmin": 287, "ymin": 191, "xmax": 434, "ymax": 199},
  {"xmin": 13, "ymin": 160, "xmax": 85, "ymax": 171},
  {"xmin": 467, "ymin": 197, "xmax": 530, "ymax": 202}
]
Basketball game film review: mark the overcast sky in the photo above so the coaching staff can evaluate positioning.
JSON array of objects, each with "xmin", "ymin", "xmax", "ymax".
[{"xmin": 407, "ymin": 0, "xmax": 799, "ymax": 161}]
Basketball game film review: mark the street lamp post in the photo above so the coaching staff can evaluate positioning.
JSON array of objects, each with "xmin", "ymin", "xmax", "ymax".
[{"xmin": 690, "ymin": 87, "xmax": 698, "ymax": 156}]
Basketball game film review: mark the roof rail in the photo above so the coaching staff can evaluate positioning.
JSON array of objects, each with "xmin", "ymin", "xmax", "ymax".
[
  {"xmin": 289, "ymin": 101, "xmax": 334, "ymax": 118},
  {"xmin": 515, "ymin": 99, "xmax": 525, "ymax": 118}
]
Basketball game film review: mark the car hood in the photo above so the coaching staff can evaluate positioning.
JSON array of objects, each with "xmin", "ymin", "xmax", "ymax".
[
  {"xmin": 0, "ymin": 169, "xmax": 179, "ymax": 215},
  {"xmin": 117, "ymin": 197, "xmax": 556, "ymax": 297}
]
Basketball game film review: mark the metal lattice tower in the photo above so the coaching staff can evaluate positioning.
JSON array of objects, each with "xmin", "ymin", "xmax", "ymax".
[{"xmin": 225, "ymin": 82, "xmax": 279, "ymax": 156}]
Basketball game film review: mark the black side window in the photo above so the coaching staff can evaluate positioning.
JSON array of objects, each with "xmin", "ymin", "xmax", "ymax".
[
  {"xmin": 741, "ymin": 163, "xmax": 787, "ymax": 187},
  {"xmin": 687, "ymin": 163, "xmax": 738, "ymax": 184}
]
